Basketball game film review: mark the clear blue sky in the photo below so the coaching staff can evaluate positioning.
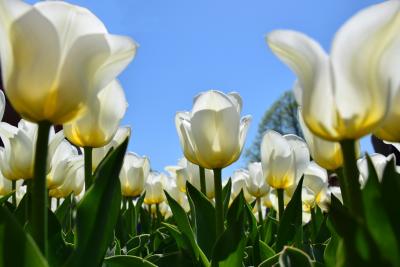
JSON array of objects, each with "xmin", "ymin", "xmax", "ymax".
[{"xmin": 63, "ymin": 0, "xmax": 379, "ymax": 176}]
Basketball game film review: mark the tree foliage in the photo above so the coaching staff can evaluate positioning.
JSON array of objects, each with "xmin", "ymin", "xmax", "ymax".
[{"xmin": 245, "ymin": 91, "xmax": 302, "ymax": 162}]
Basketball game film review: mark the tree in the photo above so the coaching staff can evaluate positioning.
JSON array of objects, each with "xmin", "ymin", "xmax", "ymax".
[{"xmin": 245, "ymin": 91, "xmax": 302, "ymax": 162}]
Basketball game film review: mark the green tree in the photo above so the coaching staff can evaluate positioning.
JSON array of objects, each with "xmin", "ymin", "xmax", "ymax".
[{"xmin": 245, "ymin": 91, "xmax": 302, "ymax": 162}]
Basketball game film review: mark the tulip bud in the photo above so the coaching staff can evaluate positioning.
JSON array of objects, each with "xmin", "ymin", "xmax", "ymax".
[
  {"xmin": 119, "ymin": 152, "xmax": 150, "ymax": 197},
  {"xmin": 175, "ymin": 90, "xmax": 251, "ymax": 169},
  {"xmin": 144, "ymin": 172, "xmax": 167, "ymax": 205},
  {"xmin": 63, "ymin": 80, "xmax": 128, "ymax": 148},
  {"xmin": 0, "ymin": 120, "xmax": 64, "ymax": 180},
  {"xmin": 261, "ymin": 130, "xmax": 309, "ymax": 189},
  {"xmin": 246, "ymin": 162, "xmax": 270, "ymax": 198},
  {"xmin": 0, "ymin": 0, "xmax": 136, "ymax": 124}
]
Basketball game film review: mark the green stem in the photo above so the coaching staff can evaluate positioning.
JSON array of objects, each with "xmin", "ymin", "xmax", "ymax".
[
  {"xmin": 257, "ymin": 197, "xmax": 263, "ymax": 225},
  {"xmin": 310, "ymin": 207, "xmax": 317, "ymax": 241},
  {"xmin": 213, "ymin": 168, "xmax": 224, "ymax": 237},
  {"xmin": 31, "ymin": 121, "xmax": 51, "ymax": 258},
  {"xmin": 11, "ymin": 180, "xmax": 16, "ymax": 207},
  {"xmin": 277, "ymin": 189, "xmax": 284, "ymax": 222},
  {"xmin": 128, "ymin": 199, "xmax": 137, "ymax": 236},
  {"xmin": 340, "ymin": 140, "xmax": 364, "ymax": 218},
  {"xmin": 199, "ymin": 166, "xmax": 206, "ymax": 195},
  {"xmin": 84, "ymin": 147, "xmax": 93, "ymax": 191}
]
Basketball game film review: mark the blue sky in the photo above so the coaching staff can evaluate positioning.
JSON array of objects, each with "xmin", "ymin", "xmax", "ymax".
[{"xmin": 64, "ymin": 0, "xmax": 380, "ymax": 176}]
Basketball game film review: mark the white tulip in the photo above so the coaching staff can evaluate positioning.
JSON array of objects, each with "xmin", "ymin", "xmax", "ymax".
[
  {"xmin": 0, "ymin": 170, "xmax": 11, "ymax": 195},
  {"xmin": 0, "ymin": 0, "xmax": 136, "ymax": 124},
  {"xmin": 0, "ymin": 120, "xmax": 64, "ymax": 180},
  {"xmin": 261, "ymin": 130, "xmax": 310, "ymax": 189},
  {"xmin": 165, "ymin": 177, "xmax": 190, "ymax": 213},
  {"xmin": 231, "ymin": 169, "xmax": 253, "ymax": 202},
  {"xmin": 302, "ymin": 162, "xmax": 329, "ymax": 211},
  {"xmin": 119, "ymin": 152, "xmax": 150, "ymax": 197},
  {"xmin": 357, "ymin": 153, "xmax": 396, "ymax": 188},
  {"xmin": 246, "ymin": 162, "xmax": 270, "ymax": 198},
  {"xmin": 92, "ymin": 126, "xmax": 130, "ymax": 171},
  {"xmin": 175, "ymin": 90, "xmax": 251, "ymax": 169},
  {"xmin": 144, "ymin": 172, "xmax": 167, "ymax": 205},
  {"xmin": 63, "ymin": 80, "xmax": 128, "ymax": 148},
  {"xmin": 47, "ymin": 140, "xmax": 80, "ymax": 189},
  {"xmin": 267, "ymin": 1, "xmax": 400, "ymax": 141}
]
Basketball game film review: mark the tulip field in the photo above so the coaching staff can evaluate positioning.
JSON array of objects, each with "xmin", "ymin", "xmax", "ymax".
[{"xmin": 1, "ymin": 0, "xmax": 400, "ymax": 266}]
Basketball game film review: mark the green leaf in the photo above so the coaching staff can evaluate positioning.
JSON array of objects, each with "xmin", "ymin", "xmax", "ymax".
[
  {"xmin": 279, "ymin": 246, "xmax": 312, "ymax": 267},
  {"xmin": 48, "ymin": 210, "xmax": 73, "ymax": 266},
  {"xmin": 259, "ymin": 240, "xmax": 275, "ymax": 261},
  {"xmin": 0, "ymin": 191, "xmax": 13, "ymax": 206},
  {"xmin": 186, "ymin": 182, "xmax": 216, "ymax": 257},
  {"xmin": 146, "ymin": 251, "xmax": 196, "ymax": 267},
  {"xmin": 258, "ymin": 253, "xmax": 280, "ymax": 267},
  {"xmin": 64, "ymin": 138, "xmax": 128, "ymax": 267},
  {"xmin": 222, "ymin": 178, "xmax": 232, "ymax": 218},
  {"xmin": 0, "ymin": 205, "xmax": 48, "ymax": 267},
  {"xmin": 161, "ymin": 223, "xmax": 190, "ymax": 252},
  {"xmin": 165, "ymin": 191, "xmax": 210, "ymax": 267},
  {"xmin": 262, "ymin": 209, "xmax": 278, "ymax": 245},
  {"xmin": 276, "ymin": 177, "xmax": 303, "ymax": 251},
  {"xmin": 211, "ymin": 192, "xmax": 246, "ymax": 267},
  {"xmin": 103, "ymin": 255, "xmax": 156, "ymax": 267},
  {"xmin": 361, "ymin": 156, "xmax": 400, "ymax": 266},
  {"xmin": 55, "ymin": 195, "xmax": 72, "ymax": 231},
  {"xmin": 324, "ymin": 234, "xmax": 345, "ymax": 267}
]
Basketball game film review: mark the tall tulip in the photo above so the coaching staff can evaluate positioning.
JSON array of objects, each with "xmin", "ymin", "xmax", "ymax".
[
  {"xmin": 175, "ymin": 90, "xmax": 251, "ymax": 237},
  {"xmin": 266, "ymin": 1, "xmax": 400, "ymax": 217},
  {"xmin": 119, "ymin": 152, "xmax": 150, "ymax": 197},
  {"xmin": 231, "ymin": 169, "xmax": 253, "ymax": 203},
  {"xmin": 246, "ymin": 162, "xmax": 270, "ymax": 223},
  {"xmin": 144, "ymin": 172, "xmax": 167, "ymax": 205},
  {"xmin": 0, "ymin": 0, "xmax": 136, "ymax": 253},
  {"xmin": 261, "ymin": 130, "xmax": 309, "ymax": 221}
]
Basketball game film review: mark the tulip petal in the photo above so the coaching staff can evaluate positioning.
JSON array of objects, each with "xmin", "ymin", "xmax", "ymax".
[
  {"xmin": 175, "ymin": 112, "xmax": 199, "ymax": 164},
  {"xmin": 284, "ymin": 134, "xmax": 310, "ymax": 182},
  {"xmin": 228, "ymin": 92, "xmax": 243, "ymax": 114}
]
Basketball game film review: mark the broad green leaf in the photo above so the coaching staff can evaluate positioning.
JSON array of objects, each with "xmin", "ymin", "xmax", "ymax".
[
  {"xmin": 222, "ymin": 178, "xmax": 232, "ymax": 218},
  {"xmin": 276, "ymin": 177, "xmax": 303, "ymax": 251},
  {"xmin": 161, "ymin": 223, "xmax": 190, "ymax": 252},
  {"xmin": 64, "ymin": 138, "xmax": 128, "ymax": 267},
  {"xmin": 361, "ymin": 156, "xmax": 400, "ymax": 266},
  {"xmin": 0, "ymin": 191, "xmax": 13, "ymax": 205},
  {"xmin": 262, "ymin": 209, "xmax": 278, "ymax": 245},
  {"xmin": 186, "ymin": 182, "xmax": 216, "ymax": 257},
  {"xmin": 211, "ymin": 193, "xmax": 246, "ymax": 267},
  {"xmin": 55, "ymin": 195, "xmax": 72, "ymax": 232},
  {"xmin": 259, "ymin": 240, "xmax": 275, "ymax": 261},
  {"xmin": 324, "ymin": 235, "xmax": 344, "ymax": 267},
  {"xmin": 165, "ymin": 192, "xmax": 210, "ymax": 267},
  {"xmin": 0, "ymin": 206, "xmax": 48, "ymax": 267},
  {"xmin": 103, "ymin": 255, "xmax": 156, "ymax": 267},
  {"xmin": 48, "ymin": 210, "xmax": 72, "ymax": 266},
  {"xmin": 279, "ymin": 246, "xmax": 312, "ymax": 267},
  {"xmin": 146, "ymin": 251, "xmax": 196, "ymax": 267}
]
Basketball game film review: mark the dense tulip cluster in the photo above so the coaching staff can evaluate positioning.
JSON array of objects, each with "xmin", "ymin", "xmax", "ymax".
[{"xmin": 0, "ymin": 0, "xmax": 400, "ymax": 267}]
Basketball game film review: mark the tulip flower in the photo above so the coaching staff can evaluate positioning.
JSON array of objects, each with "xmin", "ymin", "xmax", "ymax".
[
  {"xmin": 0, "ymin": 120, "xmax": 64, "ymax": 180},
  {"xmin": 298, "ymin": 110, "xmax": 343, "ymax": 170},
  {"xmin": 301, "ymin": 162, "xmax": 329, "ymax": 211},
  {"xmin": 246, "ymin": 162, "xmax": 270, "ymax": 198},
  {"xmin": 64, "ymin": 80, "xmax": 128, "ymax": 148},
  {"xmin": 175, "ymin": 90, "xmax": 251, "ymax": 169},
  {"xmin": 165, "ymin": 178, "xmax": 190, "ymax": 213},
  {"xmin": 144, "ymin": 172, "xmax": 167, "ymax": 205},
  {"xmin": 0, "ymin": 0, "xmax": 137, "ymax": 124},
  {"xmin": 49, "ymin": 155, "xmax": 85, "ymax": 198},
  {"xmin": 357, "ymin": 153, "xmax": 397, "ymax": 188},
  {"xmin": 0, "ymin": 171, "xmax": 11, "ymax": 196},
  {"xmin": 175, "ymin": 90, "xmax": 251, "ymax": 237},
  {"xmin": 231, "ymin": 169, "xmax": 253, "ymax": 203},
  {"xmin": 261, "ymin": 130, "xmax": 309, "ymax": 221},
  {"xmin": 47, "ymin": 140, "xmax": 80, "ymax": 189},
  {"xmin": 92, "ymin": 126, "xmax": 131, "ymax": 171},
  {"xmin": 119, "ymin": 152, "xmax": 150, "ymax": 197}
]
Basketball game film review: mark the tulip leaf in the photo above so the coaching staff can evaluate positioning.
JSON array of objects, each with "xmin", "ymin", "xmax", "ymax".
[
  {"xmin": 222, "ymin": 178, "xmax": 232, "ymax": 217},
  {"xmin": 259, "ymin": 240, "xmax": 275, "ymax": 261},
  {"xmin": 103, "ymin": 255, "xmax": 157, "ymax": 267},
  {"xmin": 55, "ymin": 195, "xmax": 73, "ymax": 232},
  {"xmin": 47, "ymin": 210, "xmax": 73, "ymax": 266},
  {"xmin": 0, "ymin": 191, "xmax": 13, "ymax": 206},
  {"xmin": 323, "ymin": 234, "xmax": 345, "ymax": 267},
  {"xmin": 64, "ymin": 138, "xmax": 128, "ymax": 267},
  {"xmin": 279, "ymin": 246, "xmax": 312, "ymax": 267},
  {"xmin": 146, "ymin": 251, "xmax": 196, "ymax": 267},
  {"xmin": 0, "ymin": 205, "xmax": 48, "ymax": 267},
  {"xmin": 186, "ymin": 182, "xmax": 216, "ymax": 258},
  {"xmin": 276, "ymin": 177, "xmax": 303, "ymax": 251},
  {"xmin": 165, "ymin": 191, "xmax": 210, "ymax": 267},
  {"xmin": 211, "ymin": 192, "xmax": 246, "ymax": 267},
  {"xmin": 162, "ymin": 223, "xmax": 191, "ymax": 252},
  {"xmin": 258, "ymin": 253, "xmax": 280, "ymax": 267},
  {"xmin": 361, "ymin": 156, "xmax": 400, "ymax": 266}
]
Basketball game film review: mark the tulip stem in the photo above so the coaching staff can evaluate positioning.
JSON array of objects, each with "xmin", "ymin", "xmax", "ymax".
[
  {"xmin": 31, "ymin": 121, "xmax": 51, "ymax": 258},
  {"xmin": 11, "ymin": 180, "xmax": 16, "ymax": 207},
  {"xmin": 199, "ymin": 166, "xmax": 207, "ymax": 195},
  {"xmin": 84, "ymin": 147, "xmax": 93, "ymax": 191},
  {"xmin": 340, "ymin": 140, "xmax": 364, "ymax": 219},
  {"xmin": 213, "ymin": 168, "xmax": 224, "ymax": 237},
  {"xmin": 277, "ymin": 189, "xmax": 284, "ymax": 222},
  {"xmin": 256, "ymin": 197, "xmax": 263, "ymax": 225}
]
